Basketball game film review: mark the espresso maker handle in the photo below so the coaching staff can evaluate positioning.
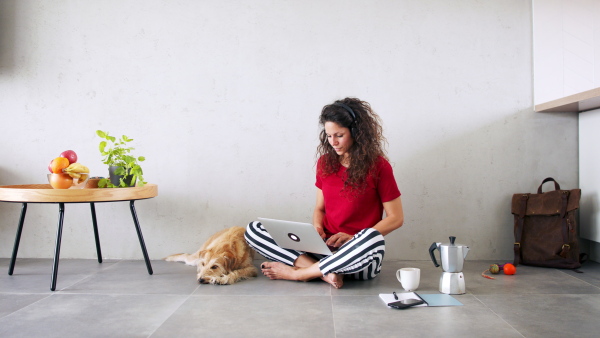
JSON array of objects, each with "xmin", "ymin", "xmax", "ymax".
[{"xmin": 429, "ymin": 242, "xmax": 440, "ymax": 267}]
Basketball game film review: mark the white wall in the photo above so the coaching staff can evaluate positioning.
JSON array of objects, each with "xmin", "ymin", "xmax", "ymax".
[
  {"xmin": 580, "ymin": 108, "xmax": 600, "ymax": 243},
  {"xmin": 533, "ymin": 0, "xmax": 600, "ymax": 104},
  {"xmin": 0, "ymin": 0, "xmax": 578, "ymax": 262}
]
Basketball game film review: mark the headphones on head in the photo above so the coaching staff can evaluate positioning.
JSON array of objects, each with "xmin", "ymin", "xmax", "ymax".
[{"xmin": 332, "ymin": 101, "xmax": 358, "ymax": 139}]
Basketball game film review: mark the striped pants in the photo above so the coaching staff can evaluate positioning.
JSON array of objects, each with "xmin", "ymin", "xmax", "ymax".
[{"xmin": 244, "ymin": 221, "xmax": 385, "ymax": 280}]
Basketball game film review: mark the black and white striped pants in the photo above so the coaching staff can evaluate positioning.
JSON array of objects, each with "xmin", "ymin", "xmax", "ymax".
[{"xmin": 244, "ymin": 221, "xmax": 385, "ymax": 280}]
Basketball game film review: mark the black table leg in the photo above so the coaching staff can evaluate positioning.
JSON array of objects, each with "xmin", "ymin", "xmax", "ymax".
[
  {"xmin": 129, "ymin": 200, "xmax": 153, "ymax": 275},
  {"xmin": 8, "ymin": 203, "xmax": 27, "ymax": 275},
  {"xmin": 90, "ymin": 203, "xmax": 103, "ymax": 263},
  {"xmin": 50, "ymin": 202, "xmax": 65, "ymax": 291}
]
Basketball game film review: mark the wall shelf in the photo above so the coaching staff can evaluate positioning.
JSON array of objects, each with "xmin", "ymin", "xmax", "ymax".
[{"xmin": 535, "ymin": 87, "xmax": 600, "ymax": 113}]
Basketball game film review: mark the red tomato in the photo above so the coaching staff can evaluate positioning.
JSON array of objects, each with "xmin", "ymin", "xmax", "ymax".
[
  {"xmin": 49, "ymin": 173, "xmax": 73, "ymax": 189},
  {"xmin": 503, "ymin": 263, "xmax": 516, "ymax": 275}
]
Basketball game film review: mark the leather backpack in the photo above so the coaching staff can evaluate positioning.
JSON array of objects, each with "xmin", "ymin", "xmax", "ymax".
[{"xmin": 511, "ymin": 178, "xmax": 582, "ymax": 269}]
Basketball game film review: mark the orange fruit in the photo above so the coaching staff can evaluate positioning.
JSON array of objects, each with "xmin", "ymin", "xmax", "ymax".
[
  {"xmin": 51, "ymin": 157, "xmax": 70, "ymax": 174},
  {"xmin": 49, "ymin": 173, "xmax": 73, "ymax": 189},
  {"xmin": 503, "ymin": 263, "xmax": 516, "ymax": 275}
]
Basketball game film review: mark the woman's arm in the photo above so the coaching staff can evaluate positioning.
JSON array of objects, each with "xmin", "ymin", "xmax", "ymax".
[
  {"xmin": 372, "ymin": 196, "xmax": 404, "ymax": 236},
  {"xmin": 315, "ymin": 188, "xmax": 351, "ymax": 247},
  {"xmin": 313, "ymin": 188, "xmax": 327, "ymax": 239}
]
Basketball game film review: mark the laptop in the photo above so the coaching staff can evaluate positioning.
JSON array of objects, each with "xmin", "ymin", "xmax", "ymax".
[{"xmin": 258, "ymin": 217, "xmax": 333, "ymax": 256}]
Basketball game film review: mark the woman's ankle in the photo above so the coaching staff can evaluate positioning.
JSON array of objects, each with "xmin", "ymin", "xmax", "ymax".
[{"xmin": 293, "ymin": 254, "xmax": 318, "ymax": 268}]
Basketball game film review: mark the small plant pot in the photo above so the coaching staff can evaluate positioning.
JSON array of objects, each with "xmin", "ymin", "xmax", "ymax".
[{"xmin": 108, "ymin": 166, "xmax": 136, "ymax": 187}]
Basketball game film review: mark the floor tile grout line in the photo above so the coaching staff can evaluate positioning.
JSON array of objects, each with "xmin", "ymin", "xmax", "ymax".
[
  {"xmin": 328, "ymin": 284, "xmax": 338, "ymax": 338},
  {"xmin": 6, "ymin": 258, "xmax": 126, "ymax": 293},
  {"xmin": 0, "ymin": 291, "xmax": 198, "ymax": 332},
  {"xmin": 556, "ymin": 268, "xmax": 600, "ymax": 289},
  {"xmin": 148, "ymin": 292, "xmax": 196, "ymax": 338},
  {"xmin": 56, "ymin": 261, "xmax": 121, "ymax": 292},
  {"xmin": 0, "ymin": 292, "xmax": 54, "ymax": 321},
  {"xmin": 145, "ymin": 283, "xmax": 200, "ymax": 338},
  {"xmin": 472, "ymin": 294, "xmax": 526, "ymax": 338},
  {"xmin": 50, "ymin": 291, "xmax": 200, "ymax": 297}
]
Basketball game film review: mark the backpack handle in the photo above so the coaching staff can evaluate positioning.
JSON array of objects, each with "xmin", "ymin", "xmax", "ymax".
[{"xmin": 537, "ymin": 177, "xmax": 561, "ymax": 194}]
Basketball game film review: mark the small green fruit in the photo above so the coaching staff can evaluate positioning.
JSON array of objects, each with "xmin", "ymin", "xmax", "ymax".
[{"xmin": 489, "ymin": 264, "xmax": 500, "ymax": 274}]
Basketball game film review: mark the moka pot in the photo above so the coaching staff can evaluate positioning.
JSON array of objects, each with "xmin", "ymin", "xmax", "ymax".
[
  {"xmin": 430, "ymin": 236, "xmax": 470, "ymax": 294},
  {"xmin": 429, "ymin": 236, "xmax": 470, "ymax": 273}
]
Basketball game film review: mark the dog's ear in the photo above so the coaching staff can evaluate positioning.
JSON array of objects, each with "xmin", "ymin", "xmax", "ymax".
[
  {"xmin": 223, "ymin": 252, "xmax": 238, "ymax": 270},
  {"xmin": 198, "ymin": 250, "xmax": 208, "ymax": 260}
]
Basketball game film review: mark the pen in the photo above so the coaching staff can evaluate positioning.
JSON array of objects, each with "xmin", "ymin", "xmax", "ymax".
[{"xmin": 393, "ymin": 291, "xmax": 398, "ymax": 300}]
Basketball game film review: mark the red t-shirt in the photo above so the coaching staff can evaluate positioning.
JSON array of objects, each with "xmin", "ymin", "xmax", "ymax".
[{"xmin": 315, "ymin": 156, "xmax": 401, "ymax": 236}]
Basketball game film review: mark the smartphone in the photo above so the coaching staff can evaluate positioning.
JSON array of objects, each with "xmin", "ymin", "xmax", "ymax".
[{"xmin": 388, "ymin": 298, "xmax": 425, "ymax": 309}]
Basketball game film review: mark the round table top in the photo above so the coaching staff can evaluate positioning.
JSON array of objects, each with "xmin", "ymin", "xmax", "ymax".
[{"xmin": 0, "ymin": 183, "xmax": 158, "ymax": 203}]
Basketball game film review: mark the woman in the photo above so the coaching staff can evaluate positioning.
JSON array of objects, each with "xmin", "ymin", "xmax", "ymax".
[{"xmin": 245, "ymin": 97, "xmax": 404, "ymax": 288}]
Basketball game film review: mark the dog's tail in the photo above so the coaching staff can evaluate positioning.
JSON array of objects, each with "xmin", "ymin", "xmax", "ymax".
[{"xmin": 164, "ymin": 253, "xmax": 199, "ymax": 266}]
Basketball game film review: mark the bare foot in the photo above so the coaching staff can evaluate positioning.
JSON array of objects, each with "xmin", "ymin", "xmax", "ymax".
[
  {"xmin": 261, "ymin": 262, "xmax": 303, "ymax": 281},
  {"xmin": 261, "ymin": 262, "xmax": 344, "ymax": 288},
  {"xmin": 322, "ymin": 273, "xmax": 344, "ymax": 289}
]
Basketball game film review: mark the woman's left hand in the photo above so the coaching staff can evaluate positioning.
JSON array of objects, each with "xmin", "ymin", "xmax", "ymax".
[{"xmin": 326, "ymin": 232, "xmax": 353, "ymax": 248}]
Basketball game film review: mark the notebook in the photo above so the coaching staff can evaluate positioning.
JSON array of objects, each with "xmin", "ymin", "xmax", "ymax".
[
  {"xmin": 258, "ymin": 217, "xmax": 333, "ymax": 255},
  {"xmin": 379, "ymin": 292, "xmax": 463, "ymax": 307}
]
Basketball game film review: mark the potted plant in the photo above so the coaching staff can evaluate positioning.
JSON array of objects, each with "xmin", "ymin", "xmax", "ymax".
[{"xmin": 96, "ymin": 130, "xmax": 146, "ymax": 188}]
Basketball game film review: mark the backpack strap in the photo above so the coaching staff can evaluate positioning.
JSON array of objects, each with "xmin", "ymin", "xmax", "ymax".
[
  {"xmin": 559, "ymin": 191, "xmax": 571, "ymax": 258},
  {"xmin": 513, "ymin": 194, "xmax": 528, "ymax": 266}
]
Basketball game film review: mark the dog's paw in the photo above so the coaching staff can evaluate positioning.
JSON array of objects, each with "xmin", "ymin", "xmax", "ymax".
[
  {"xmin": 202, "ymin": 275, "xmax": 232, "ymax": 285},
  {"xmin": 214, "ymin": 275, "xmax": 233, "ymax": 285}
]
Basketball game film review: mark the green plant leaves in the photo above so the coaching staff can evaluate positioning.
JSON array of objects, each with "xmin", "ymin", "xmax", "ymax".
[
  {"xmin": 98, "ymin": 178, "xmax": 109, "ymax": 188},
  {"xmin": 96, "ymin": 130, "xmax": 146, "ymax": 188}
]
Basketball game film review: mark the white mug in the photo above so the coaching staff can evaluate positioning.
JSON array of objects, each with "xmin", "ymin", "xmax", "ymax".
[{"xmin": 396, "ymin": 267, "xmax": 420, "ymax": 292}]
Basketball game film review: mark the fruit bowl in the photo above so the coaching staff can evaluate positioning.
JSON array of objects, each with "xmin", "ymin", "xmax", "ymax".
[{"xmin": 47, "ymin": 173, "xmax": 90, "ymax": 189}]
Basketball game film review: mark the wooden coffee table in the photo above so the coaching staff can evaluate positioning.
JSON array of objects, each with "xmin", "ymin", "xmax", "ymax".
[{"xmin": 0, "ymin": 184, "xmax": 158, "ymax": 291}]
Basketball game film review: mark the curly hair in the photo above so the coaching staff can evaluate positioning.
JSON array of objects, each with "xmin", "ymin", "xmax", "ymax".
[{"xmin": 316, "ymin": 97, "xmax": 388, "ymax": 193}]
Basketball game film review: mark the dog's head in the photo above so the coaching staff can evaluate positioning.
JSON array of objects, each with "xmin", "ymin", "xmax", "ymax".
[{"xmin": 196, "ymin": 249, "xmax": 238, "ymax": 285}]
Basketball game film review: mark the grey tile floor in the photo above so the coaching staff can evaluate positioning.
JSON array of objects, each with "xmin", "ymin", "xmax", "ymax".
[{"xmin": 0, "ymin": 257, "xmax": 599, "ymax": 337}]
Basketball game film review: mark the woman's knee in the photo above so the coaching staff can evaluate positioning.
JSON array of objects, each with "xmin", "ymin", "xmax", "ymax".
[
  {"xmin": 347, "ymin": 228, "xmax": 385, "ymax": 251},
  {"xmin": 245, "ymin": 221, "xmax": 261, "ymax": 236},
  {"xmin": 356, "ymin": 228, "xmax": 385, "ymax": 246},
  {"xmin": 358, "ymin": 227, "xmax": 383, "ymax": 239},
  {"xmin": 244, "ymin": 221, "xmax": 262, "ymax": 246}
]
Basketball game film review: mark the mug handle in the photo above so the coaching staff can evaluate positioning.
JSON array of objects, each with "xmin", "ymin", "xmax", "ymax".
[{"xmin": 396, "ymin": 269, "xmax": 402, "ymax": 282}]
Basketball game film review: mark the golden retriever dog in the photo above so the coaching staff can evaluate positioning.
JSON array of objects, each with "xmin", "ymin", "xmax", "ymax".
[{"xmin": 165, "ymin": 226, "xmax": 258, "ymax": 285}]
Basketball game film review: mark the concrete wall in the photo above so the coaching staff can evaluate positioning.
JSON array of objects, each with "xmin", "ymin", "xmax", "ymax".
[{"xmin": 0, "ymin": 0, "xmax": 578, "ymax": 261}]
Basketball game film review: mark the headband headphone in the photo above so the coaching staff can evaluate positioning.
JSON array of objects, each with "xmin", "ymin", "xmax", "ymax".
[{"xmin": 332, "ymin": 101, "xmax": 358, "ymax": 139}]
